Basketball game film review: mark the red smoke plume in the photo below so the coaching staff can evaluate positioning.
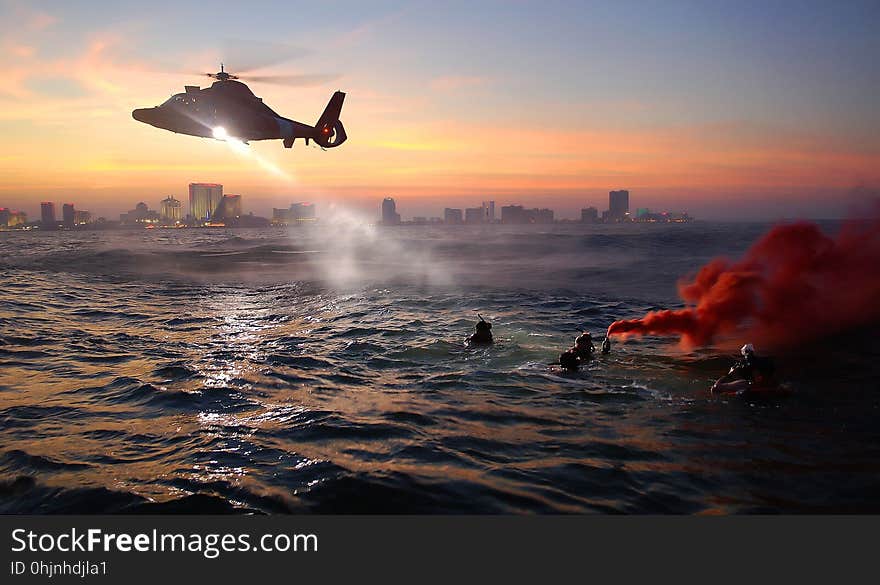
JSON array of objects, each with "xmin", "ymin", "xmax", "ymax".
[{"xmin": 607, "ymin": 212, "xmax": 880, "ymax": 349}]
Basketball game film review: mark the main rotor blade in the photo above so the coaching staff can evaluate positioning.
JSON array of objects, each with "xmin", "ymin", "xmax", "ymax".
[
  {"xmin": 220, "ymin": 39, "xmax": 311, "ymax": 73},
  {"xmin": 135, "ymin": 64, "xmax": 206, "ymax": 77},
  {"xmin": 237, "ymin": 73, "xmax": 340, "ymax": 87}
]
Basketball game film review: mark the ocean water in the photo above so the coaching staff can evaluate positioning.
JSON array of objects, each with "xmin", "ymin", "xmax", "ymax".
[{"xmin": 1, "ymin": 222, "xmax": 878, "ymax": 514}]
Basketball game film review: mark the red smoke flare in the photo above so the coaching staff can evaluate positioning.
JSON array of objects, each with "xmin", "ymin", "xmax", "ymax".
[{"xmin": 607, "ymin": 212, "xmax": 880, "ymax": 349}]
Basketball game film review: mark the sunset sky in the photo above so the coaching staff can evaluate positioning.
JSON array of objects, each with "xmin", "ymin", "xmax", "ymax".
[{"xmin": 1, "ymin": 0, "xmax": 878, "ymax": 220}]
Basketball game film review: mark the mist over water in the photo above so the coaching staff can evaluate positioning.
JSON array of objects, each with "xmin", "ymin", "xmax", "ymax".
[{"xmin": 1, "ymin": 221, "xmax": 879, "ymax": 513}]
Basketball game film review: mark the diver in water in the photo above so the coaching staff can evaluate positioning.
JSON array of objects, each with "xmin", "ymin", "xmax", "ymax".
[
  {"xmin": 712, "ymin": 343, "xmax": 777, "ymax": 395},
  {"xmin": 554, "ymin": 332, "xmax": 595, "ymax": 372},
  {"xmin": 573, "ymin": 332, "xmax": 595, "ymax": 360},
  {"xmin": 601, "ymin": 336, "xmax": 611, "ymax": 354},
  {"xmin": 558, "ymin": 349, "xmax": 581, "ymax": 371},
  {"xmin": 468, "ymin": 315, "xmax": 493, "ymax": 345}
]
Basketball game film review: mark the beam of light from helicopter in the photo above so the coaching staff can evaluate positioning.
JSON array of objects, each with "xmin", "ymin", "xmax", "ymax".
[{"xmin": 215, "ymin": 131, "xmax": 293, "ymax": 182}]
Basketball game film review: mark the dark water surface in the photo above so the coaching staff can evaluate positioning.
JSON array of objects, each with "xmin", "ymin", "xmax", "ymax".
[{"xmin": 1, "ymin": 223, "xmax": 878, "ymax": 513}]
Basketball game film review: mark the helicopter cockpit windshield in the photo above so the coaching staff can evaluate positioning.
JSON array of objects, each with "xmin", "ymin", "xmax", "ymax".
[
  {"xmin": 161, "ymin": 94, "xmax": 181, "ymax": 108},
  {"xmin": 161, "ymin": 94, "xmax": 202, "ymax": 109}
]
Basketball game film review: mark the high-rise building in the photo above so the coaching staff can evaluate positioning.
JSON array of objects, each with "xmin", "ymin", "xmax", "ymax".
[
  {"xmin": 290, "ymin": 202, "xmax": 315, "ymax": 222},
  {"xmin": 501, "ymin": 205, "xmax": 526, "ymax": 224},
  {"xmin": 273, "ymin": 202, "xmax": 316, "ymax": 225},
  {"xmin": 500, "ymin": 205, "xmax": 554, "ymax": 224},
  {"xmin": 444, "ymin": 208, "xmax": 463, "ymax": 224},
  {"xmin": 532, "ymin": 208, "xmax": 554, "ymax": 224},
  {"xmin": 0, "ymin": 209, "xmax": 27, "ymax": 228},
  {"xmin": 73, "ymin": 210, "xmax": 91, "ymax": 225},
  {"xmin": 120, "ymin": 202, "xmax": 160, "ymax": 225},
  {"xmin": 62, "ymin": 203, "xmax": 75, "ymax": 228},
  {"xmin": 272, "ymin": 208, "xmax": 293, "ymax": 225},
  {"xmin": 215, "ymin": 194, "xmax": 243, "ymax": 221},
  {"xmin": 381, "ymin": 197, "xmax": 400, "ymax": 225},
  {"xmin": 581, "ymin": 206, "xmax": 598, "ymax": 223},
  {"xmin": 40, "ymin": 202, "xmax": 56, "ymax": 229},
  {"xmin": 608, "ymin": 190, "xmax": 629, "ymax": 220},
  {"xmin": 464, "ymin": 207, "xmax": 483, "ymax": 224},
  {"xmin": 189, "ymin": 183, "xmax": 223, "ymax": 223},
  {"xmin": 160, "ymin": 196, "xmax": 182, "ymax": 223},
  {"xmin": 482, "ymin": 201, "xmax": 495, "ymax": 223}
]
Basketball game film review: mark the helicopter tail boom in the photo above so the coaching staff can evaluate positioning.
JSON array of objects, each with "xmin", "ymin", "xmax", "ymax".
[{"xmin": 276, "ymin": 91, "xmax": 347, "ymax": 149}]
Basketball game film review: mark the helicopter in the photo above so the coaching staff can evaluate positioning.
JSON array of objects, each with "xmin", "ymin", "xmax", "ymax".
[{"xmin": 132, "ymin": 64, "xmax": 346, "ymax": 149}]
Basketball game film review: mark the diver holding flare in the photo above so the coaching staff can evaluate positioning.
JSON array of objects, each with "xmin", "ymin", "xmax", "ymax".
[
  {"xmin": 554, "ymin": 331, "xmax": 612, "ymax": 372},
  {"xmin": 711, "ymin": 343, "xmax": 782, "ymax": 396}
]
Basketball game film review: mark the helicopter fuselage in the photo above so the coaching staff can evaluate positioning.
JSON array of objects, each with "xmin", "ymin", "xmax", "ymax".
[{"xmin": 132, "ymin": 79, "xmax": 346, "ymax": 149}]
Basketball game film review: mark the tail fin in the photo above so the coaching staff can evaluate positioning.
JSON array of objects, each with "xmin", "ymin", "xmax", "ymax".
[
  {"xmin": 316, "ymin": 91, "xmax": 345, "ymax": 129},
  {"xmin": 314, "ymin": 91, "xmax": 347, "ymax": 148}
]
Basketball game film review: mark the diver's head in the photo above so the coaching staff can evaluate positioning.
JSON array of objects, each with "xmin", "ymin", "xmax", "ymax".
[
  {"xmin": 575, "ymin": 332, "xmax": 592, "ymax": 347},
  {"xmin": 741, "ymin": 343, "xmax": 755, "ymax": 357},
  {"xmin": 476, "ymin": 320, "xmax": 491, "ymax": 332}
]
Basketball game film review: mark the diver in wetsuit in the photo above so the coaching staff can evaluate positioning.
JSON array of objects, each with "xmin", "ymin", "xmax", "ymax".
[
  {"xmin": 573, "ymin": 332, "xmax": 595, "ymax": 360},
  {"xmin": 712, "ymin": 343, "xmax": 777, "ymax": 395},
  {"xmin": 468, "ymin": 315, "xmax": 493, "ymax": 345},
  {"xmin": 558, "ymin": 349, "xmax": 581, "ymax": 371},
  {"xmin": 555, "ymin": 332, "xmax": 596, "ymax": 372}
]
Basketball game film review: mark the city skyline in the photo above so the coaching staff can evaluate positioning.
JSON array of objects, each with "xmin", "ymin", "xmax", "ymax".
[
  {"xmin": 383, "ymin": 189, "xmax": 691, "ymax": 225},
  {"xmin": 8, "ymin": 185, "xmax": 686, "ymax": 224},
  {"xmin": 1, "ymin": 2, "xmax": 878, "ymax": 221},
  {"xmin": 4, "ymin": 187, "xmax": 694, "ymax": 229}
]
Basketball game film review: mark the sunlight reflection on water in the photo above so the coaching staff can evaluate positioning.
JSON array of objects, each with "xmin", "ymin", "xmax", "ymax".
[{"xmin": 1, "ymin": 223, "xmax": 879, "ymax": 513}]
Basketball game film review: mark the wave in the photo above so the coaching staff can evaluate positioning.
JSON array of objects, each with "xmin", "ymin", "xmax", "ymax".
[
  {"xmin": 4, "ymin": 221, "xmax": 880, "ymax": 514},
  {"xmin": 0, "ymin": 475, "xmax": 257, "ymax": 514}
]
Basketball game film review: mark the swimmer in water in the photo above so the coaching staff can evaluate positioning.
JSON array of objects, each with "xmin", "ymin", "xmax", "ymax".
[
  {"xmin": 557, "ymin": 349, "xmax": 581, "ymax": 371},
  {"xmin": 712, "ymin": 343, "xmax": 778, "ymax": 395},
  {"xmin": 554, "ymin": 332, "xmax": 595, "ymax": 371},
  {"xmin": 467, "ymin": 315, "xmax": 493, "ymax": 345},
  {"xmin": 572, "ymin": 332, "xmax": 595, "ymax": 360}
]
